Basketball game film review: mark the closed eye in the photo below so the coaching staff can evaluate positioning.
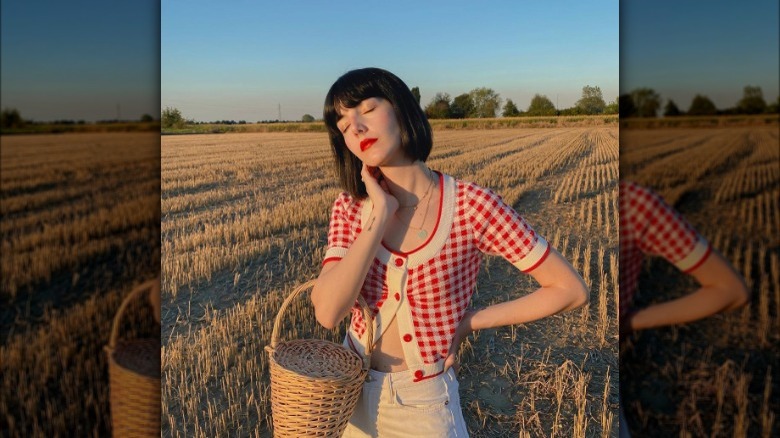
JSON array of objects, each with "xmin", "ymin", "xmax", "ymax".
[{"xmin": 341, "ymin": 124, "xmax": 350, "ymax": 133}]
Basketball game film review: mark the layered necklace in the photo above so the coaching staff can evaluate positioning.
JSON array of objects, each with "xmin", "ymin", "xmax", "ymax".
[{"xmin": 395, "ymin": 168, "xmax": 437, "ymax": 239}]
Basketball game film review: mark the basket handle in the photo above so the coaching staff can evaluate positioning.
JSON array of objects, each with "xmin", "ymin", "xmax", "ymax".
[
  {"xmin": 108, "ymin": 278, "xmax": 160, "ymax": 351},
  {"xmin": 267, "ymin": 280, "xmax": 374, "ymax": 369}
]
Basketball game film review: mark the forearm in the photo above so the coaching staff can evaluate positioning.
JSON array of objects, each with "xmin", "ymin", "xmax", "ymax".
[
  {"xmin": 630, "ymin": 248, "xmax": 749, "ymax": 331},
  {"xmin": 630, "ymin": 284, "xmax": 746, "ymax": 331},
  {"xmin": 311, "ymin": 207, "xmax": 388, "ymax": 328},
  {"xmin": 469, "ymin": 285, "xmax": 585, "ymax": 331}
]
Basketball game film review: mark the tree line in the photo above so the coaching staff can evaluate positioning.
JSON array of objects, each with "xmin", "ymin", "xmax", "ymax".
[
  {"xmin": 619, "ymin": 86, "xmax": 780, "ymax": 118},
  {"xmin": 158, "ymin": 83, "xmax": 779, "ymax": 128},
  {"xmin": 1, "ymin": 108, "xmax": 156, "ymax": 130},
  {"xmin": 419, "ymin": 85, "xmax": 618, "ymax": 119}
]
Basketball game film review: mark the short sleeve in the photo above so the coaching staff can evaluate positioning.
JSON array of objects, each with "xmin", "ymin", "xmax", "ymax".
[
  {"xmin": 323, "ymin": 192, "xmax": 357, "ymax": 265},
  {"xmin": 624, "ymin": 182, "xmax": 711, "ymax": 273},
  {"xmin": 467, "ymin": 184, "xmax": 550, "ymax": 272}
]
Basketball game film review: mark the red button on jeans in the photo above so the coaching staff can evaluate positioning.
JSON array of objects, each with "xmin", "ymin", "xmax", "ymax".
[
  {"xmin": 414, "ymin": 370, "xmax": 424, "ymax": 379},
  {"xmin": 394, "ymin": 293, "xmax": 400, "ymax": 301},
  {"xmin": 403, "ymin": 334, "xmax": 412, "ymax": 342},
  {"xmin": 394, "ymin": 258, "xmax": 403, "ymax": 267}
]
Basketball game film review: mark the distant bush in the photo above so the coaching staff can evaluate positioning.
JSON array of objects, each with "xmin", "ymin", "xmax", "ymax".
[
  {"xmin": 1, "ymin": 108, "xmax": 25, "ymax": 130},
  {"xmin": 162, "ymin": 107, "xmax": 186, "ymax": 129}
]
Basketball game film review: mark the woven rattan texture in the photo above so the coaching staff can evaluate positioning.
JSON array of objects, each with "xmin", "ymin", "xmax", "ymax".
[
  {"xmin": 268, "ymin": 346, "xmax": 366, "ymax": 437},
  {"xmin": 106, "ymin": 279, "xmax": 161, "ymax": 437},
  {"xmin": 108, "ymin": 354, "xmax": 161, "ymax": 437},
  {"xmin": 266, "ymin": 280, "xmax": 373, "ymax": 437},
  {"xmin": 274, "ymin": 339, "xmax": 364, "ymax": 379}
]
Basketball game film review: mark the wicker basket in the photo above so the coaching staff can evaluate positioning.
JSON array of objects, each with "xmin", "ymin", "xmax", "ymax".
[
  {"xmin": 104, "ymin": 279, "xmax": 161, "ymax": 437},
  {"xmin": 264, "ymin": 280, "xmax": 374, "ymax": 437}
]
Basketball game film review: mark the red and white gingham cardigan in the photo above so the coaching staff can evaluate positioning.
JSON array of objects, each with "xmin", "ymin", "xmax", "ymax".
[
  {"xmin": 323, "ymin": 172, "xmax": 550, "ymax": 382},
  {"xmin": 619, "ymin": 180, "xmax": 711, "ymax": 320}
]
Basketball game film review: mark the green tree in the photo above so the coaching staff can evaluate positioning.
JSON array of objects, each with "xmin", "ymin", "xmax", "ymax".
[
  {"xmin": 140, "ymin": 114, "xmax": 154, "ymax": 122},
  {"xmin": 1, "ymin": 108, "xmax": 25, "ymax": 129},
  {"xmin": 618, "ymin": 94, "xmax": 636, "ymax": 118},
  {"xmin": 687, "ymin": 94, "xmax": 717, "ymax": 115},
  {"xmin": 768, "ymin": 96, "xmax": 780, "ymax": 114},
  {"xmin": 663, "ymin": 99, "xmax": 682, "ymax": 116},
  {"xmin": 604, "ymin": 99, "xmax": 619, "ymax": 114},
  {"xmin": 410, "ymin": 87, "xmax": 421, "ymax": 105},
  {"xmin": 450, "ymin": 93, "xmax": 474, "ymax": 119},
  {"xmin": 630, "ymin": 88, "xmax": 661, "ymax": 117},
  {"xmin": 526, "ymin": 94, "xmax": 556, "ymax": 116},
  {"xmin": 558, "ymin": 106, "xmax": 583, "ymax": 116},
  {"xmin": 502, "ymin": 99, "xmax": 521, "ymax": 117},
  {"xmin": 576, "ymin": 85, "xmax": 606, "ymax": 114},
  {"xmin": 424, "ymin": 93, "xmax": 452, "ymax": 119},
  {"xmin": 737, "ymin": 85, "xmax": 766, "ymax": 114},
  {"xmin": 162, "ymin": 107, "xmax": 186, "ymax": 129},
  {"xmin": 301, "ymin": 114, "xmax": 315, "ymax": 122},
  {"xmin": 469, "ymin": 87, "xmax": 502, "ymax": 118}
]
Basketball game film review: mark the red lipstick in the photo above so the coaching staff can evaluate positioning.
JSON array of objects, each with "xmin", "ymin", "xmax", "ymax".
[{"xmin": 360, "ymin": 138, "xmax": 378, "ymax": 151}]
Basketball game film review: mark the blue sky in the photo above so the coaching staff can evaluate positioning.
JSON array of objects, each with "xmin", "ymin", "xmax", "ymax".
[
  {"xmin": 162, "ymin": 1, "xmax": 619, "ymax": 122},
  {"xmin": 3, "ymin": 2, "xmax": 775, "ymax": 123},
  {"xmin": 0, "ymin": 1, "xmax": 159, "ymax": 122},
  {"xmin": 621, "ymin": 0, "xmax": 779, "ymax": 111}
]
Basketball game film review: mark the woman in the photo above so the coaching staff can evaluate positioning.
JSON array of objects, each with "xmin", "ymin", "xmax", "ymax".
[
  {"xmin": 618, "ymin": 180, "xmax": 750, "ymax": 437},
  {"xmin": 311, "ymin": 68, "xmax": 589, "ymax": 437}
]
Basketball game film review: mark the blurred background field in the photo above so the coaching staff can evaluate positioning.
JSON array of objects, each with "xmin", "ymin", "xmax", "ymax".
[
  {"xmin": 620, "ymin": 124, "xmax": 779, "ymax": 437},
  {"xmin": 0, "ymin": 132, "xmax": 160, "ymax": 436},
  {"xmin": 161, "ymin": 125, "xmax": 620, "ymax": 437}
]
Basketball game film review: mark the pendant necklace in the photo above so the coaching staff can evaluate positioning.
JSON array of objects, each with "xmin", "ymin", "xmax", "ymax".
[{"xmin": 395, "ymin": 168, "xmax": 436, "ymax": 239}]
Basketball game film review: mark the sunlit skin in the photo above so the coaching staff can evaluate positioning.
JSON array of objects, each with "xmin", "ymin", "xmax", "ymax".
[
  {"xmin": 311, "ymin": 97, "xmax": 589, "ymax": 373},
  {"xmin": 624, "ymin": 248, "xmax": 749, "ymax": 333}
]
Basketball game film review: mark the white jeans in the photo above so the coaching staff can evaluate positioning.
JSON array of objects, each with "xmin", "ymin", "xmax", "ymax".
[{"xmin": 341, "ymin": 367, "xmax": 469, "ymax": 437}]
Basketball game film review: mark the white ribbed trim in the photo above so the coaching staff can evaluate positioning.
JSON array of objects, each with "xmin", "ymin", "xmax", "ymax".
[
  {"xmin": 512, "ymin": 236, "xmax": 550, "ymax": 272},
  {"xmin": 324, "ymin": 247, "xmax": 348, "ymax": 260},
  {"xmin": 675, "ymin": 238, "xmax": 710, "ymax": 272}
]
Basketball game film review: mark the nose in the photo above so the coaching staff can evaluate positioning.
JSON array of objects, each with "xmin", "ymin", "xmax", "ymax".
[{"xmin": 347, "ymin": 115, "xmax": 367, "ymax": 135}]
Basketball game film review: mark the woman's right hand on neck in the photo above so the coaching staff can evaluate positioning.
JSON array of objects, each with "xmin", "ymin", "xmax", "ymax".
[
  {"xmin": 312, "ymin": 164, "xmax": 396, "ymax": 330},
  {"xmin": 362, "ymin": 163, "xmax": 398, "ymax": 218}
]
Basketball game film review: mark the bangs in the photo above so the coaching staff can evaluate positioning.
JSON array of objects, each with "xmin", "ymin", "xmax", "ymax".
[{"xmin": 324, "ymin": 69, "xmax": 388, "ymax": 125}]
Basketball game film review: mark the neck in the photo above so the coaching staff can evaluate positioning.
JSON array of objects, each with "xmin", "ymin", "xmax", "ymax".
[{"xmin": 378, "ymin": 161, "xmax": 436, "ymax": 206}]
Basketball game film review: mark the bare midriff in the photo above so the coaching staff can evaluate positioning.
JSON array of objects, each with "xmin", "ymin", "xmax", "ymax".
[{"xmin": 369, "ymin": 315, "xmax": 409, "ymax": 372}]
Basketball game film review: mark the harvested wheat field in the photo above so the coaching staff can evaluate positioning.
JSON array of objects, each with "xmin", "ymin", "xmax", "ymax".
[
  {"xmin": 0, "ymin": 133, "xmax": 160, "ymax": 436},
  {"xmin": 161, "ymin": 126, "xmax": 620, "ymax": 437},
  {"xmin": 620, "ymin": 125, "xmax": 779, "ymax": 436}
]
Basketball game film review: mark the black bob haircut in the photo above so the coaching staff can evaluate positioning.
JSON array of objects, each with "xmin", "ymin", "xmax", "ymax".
[{"xmin": 323, "ymin": 68, "xmax": 433, "ymax": 199}]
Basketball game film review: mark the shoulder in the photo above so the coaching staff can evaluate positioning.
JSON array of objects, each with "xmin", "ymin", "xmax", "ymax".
[
  {"xmin": 333, "ymin": 191, "xmax": 364, "ymax": 207},
  {"xmin": 455, "ymin": 178, "xmax": 512, "ymax": 221},
  {"xmin": 621, "ymin": 180, "xmax": 663, "ymax": 207},
  {"xmin": 331, "ymin": 191, "xmax": 364, "ymax": 219},
  {"xmin": 620, "ymin": 180, "xmax": 672, "ymax": 225},
  {"xmin": 456, "ymin": 178, "xmax": 502, "ymax": 206}
]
